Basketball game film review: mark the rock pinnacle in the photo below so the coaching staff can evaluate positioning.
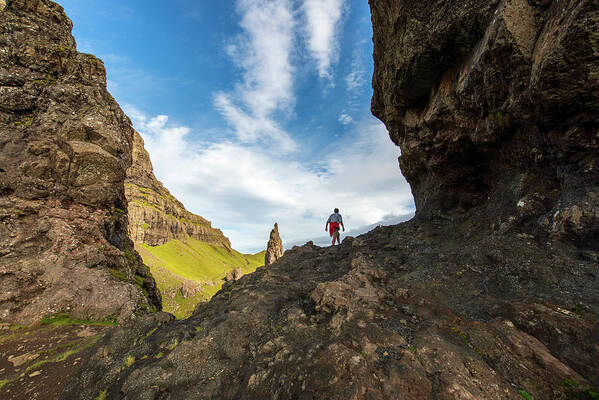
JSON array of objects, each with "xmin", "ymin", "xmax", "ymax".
[{"xmin": 265, "ymin": 223, "xmax": 284, "ymax": 266}]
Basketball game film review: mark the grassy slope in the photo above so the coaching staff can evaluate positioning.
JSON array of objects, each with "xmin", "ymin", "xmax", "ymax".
[{"xmin": 136, "ymin": 239, "xmax": 265, "ymax": 319}]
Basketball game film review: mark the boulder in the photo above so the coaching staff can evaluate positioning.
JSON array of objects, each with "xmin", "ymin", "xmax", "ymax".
[{"xmin": 224, "ymin": 268, "xmax": 243, "ymax": 282}]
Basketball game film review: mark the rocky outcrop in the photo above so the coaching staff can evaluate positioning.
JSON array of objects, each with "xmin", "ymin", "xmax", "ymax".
[
  {"xmin": 63, "ymin": 0, "xmax": 598, "ymax": 399},
  {"xmin": 371, "ymin": 0, "xmax": 598, "ymax": 247},
  {"xmin": 264, "ymin": 222, "xmax": 283, "ymax": 266},
  {"xmin": 224, "ymin": 268, "xmax": 243, "ymax": 282},
  {"xmin": 125, "ymin": 130, "xmax": 230, "ymax": 248},
  {"xmin": 0, "ymin": 0, "xmax": 160, "ymax": 324}
]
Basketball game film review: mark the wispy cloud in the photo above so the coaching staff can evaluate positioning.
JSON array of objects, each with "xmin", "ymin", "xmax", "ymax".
[
  {"xmin": 338, "ymin": 113, "xmax": 353, "ymax": 125},
  {"xmin": 214, "ymin": 0, "xmax": 297, "ymax": 152},
  {"xmin": 214, "ymin": 93, "xmax": 297, "ymax": 152},
  {"xmin": 302, "ymin": 0, "xmax": 345, "ymax": 80},
  {"xmin": 126, "ymin": 106, "xmax": 414, "ymax": 252},
  {"xmin": 345, "ymin": 46, "xmax": 367, "ymax": 91}
]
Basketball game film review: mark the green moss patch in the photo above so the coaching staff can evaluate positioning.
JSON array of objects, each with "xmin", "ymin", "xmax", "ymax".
[
  {"xmin": 24, "ymin": 336, "xmax": 99, "ymax": 374},
  {"xmin": 124, "ymin": 355, "xmax": 135, "ymax": 367},
  {"xmin": 95, "ymin": 390, "xmax": 107, "ymax": 400},
  {"xmin": 108, "ymin": 268, "xmax": 128, "ymax": 281},
  {"xmin": 14, "ymin": 116, "xmax": 34, "ymax": 127},
  {"xmin": 562, "ymin": 379, "xmax": 599, "ymax": 400},
  {"xmin": 518, "ymin": 389, "xmax": 532, "ymax": 400},
  {"xmin": 40, "ymin": 313, "xmax": 118, "ymax": 326}
]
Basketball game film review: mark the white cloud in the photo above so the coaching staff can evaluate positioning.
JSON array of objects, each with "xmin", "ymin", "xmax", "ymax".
[
  {"xmin": 214, "ymin": 0, "xmax": 297, "ymax": 153},
  {"xmin": 213, "ymin": 92, "xmax": 297, "ymax": 153},
  {"xmin": 345, "ymin": 47, "xmax": 367, "ymax": 91},
  {"xmin": 302, "ymin": 0, "xmax": 345, "ymax": 79},
  {"xmin": 338, "ymin": 113, "xmax": 353, "ymax": 125},
  {"xmin": 126, "ymin": 106, "xmax": 414, "ymax": 253}
]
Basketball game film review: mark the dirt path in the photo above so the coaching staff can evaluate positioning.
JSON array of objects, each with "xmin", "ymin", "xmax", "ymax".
[{"xmin": 0, "ymin": 322, "xmax": 112, "ymax": 400}]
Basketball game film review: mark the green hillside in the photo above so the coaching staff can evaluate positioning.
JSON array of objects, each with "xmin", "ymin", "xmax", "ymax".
[{"xmin": 136, "ymin": 239, "xmax": 265, "ymax": 319}]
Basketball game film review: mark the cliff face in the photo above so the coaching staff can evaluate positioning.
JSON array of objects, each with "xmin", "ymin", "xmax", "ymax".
[
  {"xmin": 0, "ymin": 0, "xmax": 160, "ymax": 324},
  {"xmin": 64, "ymin": 1, "xmax": 598, "ymax": 399},
  {"xmin": 371, "ymin": 0, "xmax": 598, "ymax": 246},
  {"xmin": 125, "ymin": 131, "xmax": 230, "ymax": 248}
]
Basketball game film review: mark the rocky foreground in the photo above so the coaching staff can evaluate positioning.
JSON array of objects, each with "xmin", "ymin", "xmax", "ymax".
[{"xmin": 63, "ymin": 218, "xmax": 598, "ymax": 399}]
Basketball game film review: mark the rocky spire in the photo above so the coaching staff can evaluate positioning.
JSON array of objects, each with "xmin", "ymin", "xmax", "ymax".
[{"xmin": 264, "ymin": 223, "xmax": 284, "ymax": 266}]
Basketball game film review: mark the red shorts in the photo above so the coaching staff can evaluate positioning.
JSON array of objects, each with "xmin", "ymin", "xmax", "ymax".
[{"xmin": 329, "ymin": 222, "xmax": 340, "ymax": 237}]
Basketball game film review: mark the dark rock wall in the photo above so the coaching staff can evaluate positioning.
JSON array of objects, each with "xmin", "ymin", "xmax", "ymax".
[
  {"xmin": 371, "ymin": 0, "xmax": 598, "ymax": 247},
  {"xmin": 0, "ymin": 0, "xmax": 160, "ymax": 324},
  {"xmin": 125, "ymin": 131, "xmax": 231, "ymax": 248}
]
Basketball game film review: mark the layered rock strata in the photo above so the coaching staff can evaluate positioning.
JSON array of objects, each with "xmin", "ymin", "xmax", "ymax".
[
  {"xmin": 264, "ymin": 222, "xmax": 283, "ymax": 266},
  {"xmin": 125, "ymin": 130, "xmax": 230, "ymax": 248},
  {"xmin": 62, "ymin": 0, "xmax": 598, "ymax": 399},
  {"xmin": 0, "ymin": 0, "xmax": 160, "ymax": 324},
  {"xmin": 371, "ymin": 0, "xmax": 598, "ymax": 247}
]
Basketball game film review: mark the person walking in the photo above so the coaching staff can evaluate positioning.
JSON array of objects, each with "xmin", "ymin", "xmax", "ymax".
[{"xmin": 325, "ymin": 208, "xmax": 345, "ymax": 245}]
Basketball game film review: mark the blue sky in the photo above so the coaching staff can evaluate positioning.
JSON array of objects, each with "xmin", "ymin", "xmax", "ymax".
[{"xmin": 59, "ymin": 0, "xmax": 414, "ymax": 252}]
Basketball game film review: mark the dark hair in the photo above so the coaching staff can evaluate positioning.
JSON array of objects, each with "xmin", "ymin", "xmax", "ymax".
[{"xmin": 334, "ymin": 208, "xmax": 339, "ymax": 213}]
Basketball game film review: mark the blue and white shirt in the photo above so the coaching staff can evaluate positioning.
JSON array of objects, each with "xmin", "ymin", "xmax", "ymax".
[{"xmin": 327, "ymin": 213, "xmax": 343, "ymax": 224}]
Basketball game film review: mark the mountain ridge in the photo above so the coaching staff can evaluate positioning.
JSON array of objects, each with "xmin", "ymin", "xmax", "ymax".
[{"xmin": 125, "ymin": 130, "xmax": 231, "ymax": 248}]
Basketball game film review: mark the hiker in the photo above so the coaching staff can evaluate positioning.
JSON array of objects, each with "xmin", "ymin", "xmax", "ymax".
[{"xmin": 325, "ymin": 208, "xmax": 345, "ymax": 245}]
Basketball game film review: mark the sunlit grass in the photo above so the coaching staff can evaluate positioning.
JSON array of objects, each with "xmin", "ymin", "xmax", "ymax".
[{"xmin": 136, "ymin": 239, "xmax": 265, "ymax": 318}]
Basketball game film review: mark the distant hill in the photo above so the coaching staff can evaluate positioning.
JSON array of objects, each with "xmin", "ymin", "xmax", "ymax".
[
  {"xmin": 136, "ymin": 239, "xmax": 264, "ymax": 319},
  {"xmin": 125, "ymin": 131, "xmax": 265, "ymax": 318}
]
